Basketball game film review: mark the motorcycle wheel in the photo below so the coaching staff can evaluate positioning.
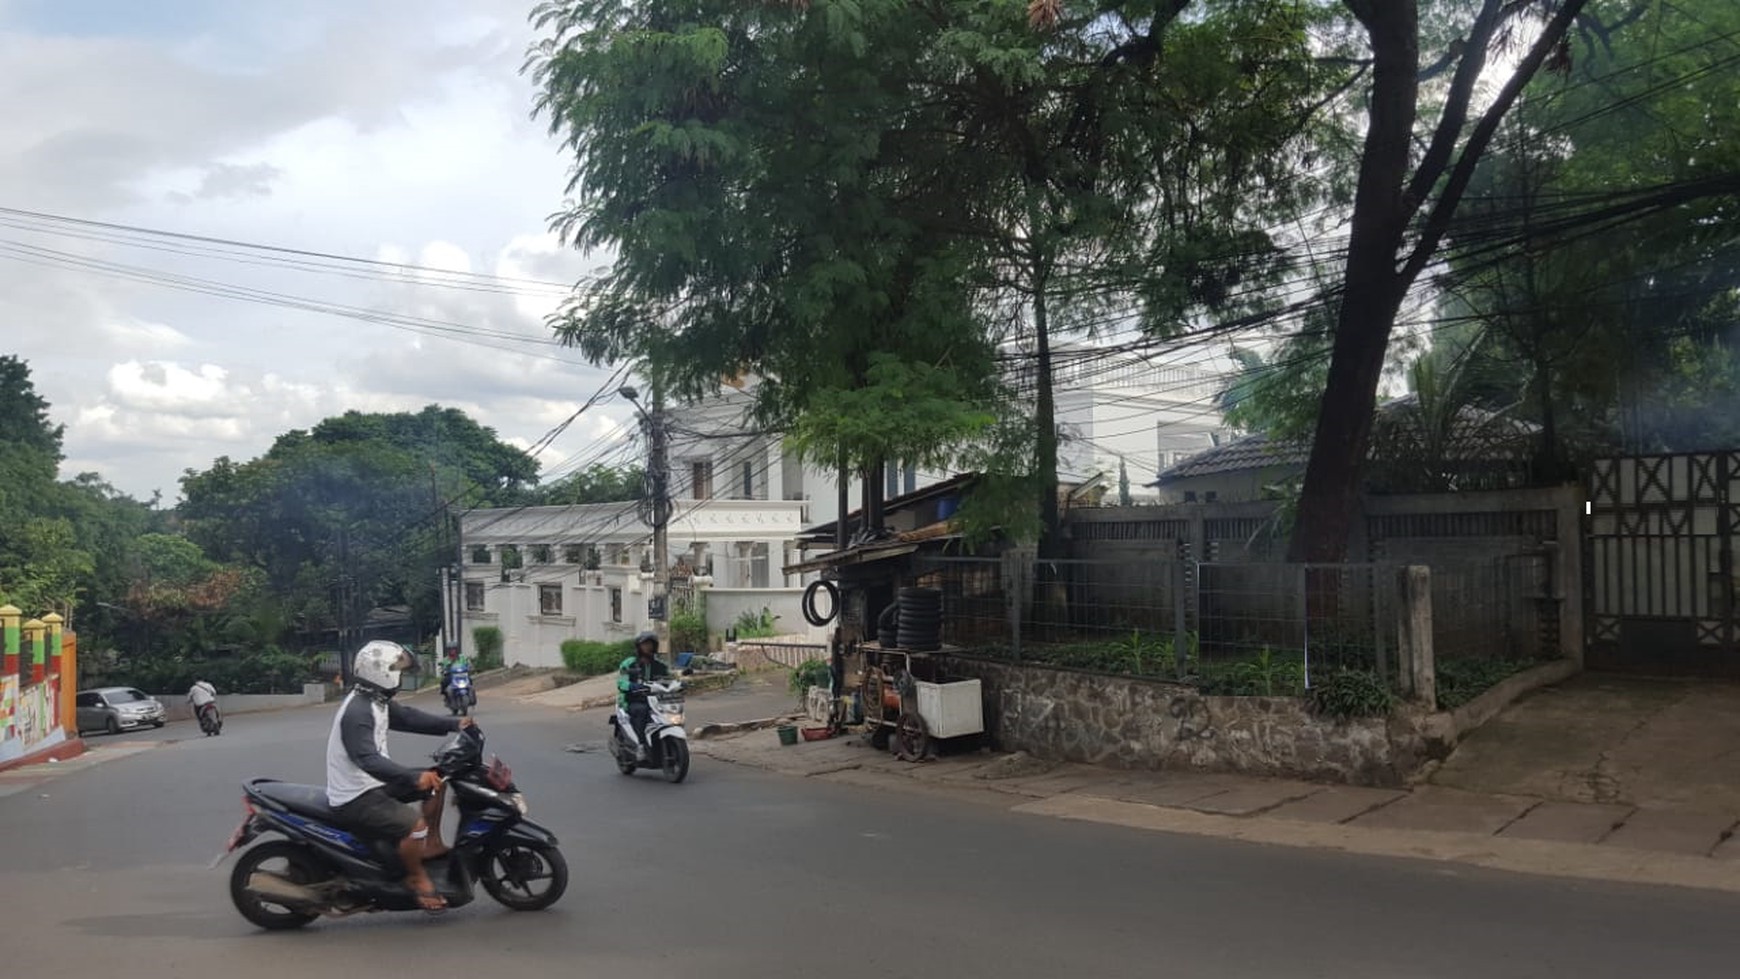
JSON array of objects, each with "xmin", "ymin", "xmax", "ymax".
[
  {"xmin": 229, "ymin": 841, "xmax": 326, "ymax": 930},
  {"xmin": 479, "ymin": 842, "xmax": 568, "ymax": 911},
  {"xmin": 661, "ymin": 738, "xmax": 690, "ymax": 784}
]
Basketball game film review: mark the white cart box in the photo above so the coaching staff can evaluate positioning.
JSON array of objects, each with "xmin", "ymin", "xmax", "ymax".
[{"xmin": 914, "ymin": 678, "xmax": 984, "ymax": 739}]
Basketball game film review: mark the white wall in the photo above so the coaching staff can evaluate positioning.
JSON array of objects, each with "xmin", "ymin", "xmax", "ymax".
[{"xmin": 701, "ymin": 587, "xmax": 830, "ymax": 645}]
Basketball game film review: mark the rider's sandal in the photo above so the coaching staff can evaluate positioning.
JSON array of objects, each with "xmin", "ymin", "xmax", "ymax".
[{"xmin": 413, "ymin": 887, "xmax": 448, "ymax": 914}]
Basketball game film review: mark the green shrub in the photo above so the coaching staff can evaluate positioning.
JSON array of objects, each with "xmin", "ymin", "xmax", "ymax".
[
  {"xmin": 1308, "ymin": 669, "xmax": 1395, "ymax": 720},
  {"xmin": 472, "ymin": 626, "xmax": 504, "ymax": 670},
  {"xmin": 669, "ymin": 597, "xmax": 707, "ymax": 653},
  {"xmin": 108, "ymin": 648, "xmax": 317, "ymax": 695},
  {"xmin": 733, "ymin": 607, "xmax": 780, "ymax": 640},
  {"xmin": 1436, "ymin": 657, "xmax": 1533, "ymax": 709},
  {"xmin": 561, "ymin": 639, "xmax": 634, "ymax": 676},
  {"xmin": 1200, "ymin": 647, "xmax": 1307, "ymax": 697},
  {"xmin": 789, "ymin": 658, "xmax": 832, "ymax": 698}
]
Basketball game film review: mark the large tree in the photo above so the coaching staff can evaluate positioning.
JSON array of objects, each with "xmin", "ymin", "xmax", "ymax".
[
  {"xmin": 1286, "ymin": 0, "xmax": 1597, "ymax": 562},
  {"xmin": 528, "ymin": 0, "xmax": 1332, "ymax": 550},
  {"xmin": 178, "ymin": 405, "xmax": 538, "ymax": 639}
]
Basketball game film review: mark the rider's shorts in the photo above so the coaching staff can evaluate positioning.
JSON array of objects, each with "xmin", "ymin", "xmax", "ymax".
[{"xmin": 334, "ymin": 786, "xmax": 421, "ymax": 839}]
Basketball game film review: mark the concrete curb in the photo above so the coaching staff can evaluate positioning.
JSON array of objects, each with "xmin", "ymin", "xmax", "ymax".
[
  {"xmin": 693, "ymin": 730, "xmax": 1740, "ymax": 895},
  {"xmin": 694, "ymin": 714, "xmax": 804, "ymax": 740},
  {"xmin": 1018, "ymin": 794, "xmax": 1740, "ymax": 895}
]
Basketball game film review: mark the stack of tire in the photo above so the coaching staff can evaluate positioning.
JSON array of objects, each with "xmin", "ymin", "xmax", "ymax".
[{"xmin": 895, "ymin": 586, "xmax": 943, "ymax": 651}]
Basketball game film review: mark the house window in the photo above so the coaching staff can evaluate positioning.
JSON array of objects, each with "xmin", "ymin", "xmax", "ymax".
[
  {"xmin": 564, "ymin": 544, "xmax": 584, "ymax": 564},
  {"xmin": 609, "ymin": 544, "xmax": 626, "ymax": 566},
  {"xmin": 1184, "ymin": 491, "xmax": 1198, "ymax": 503},
  {"xmin": 531, "ymin": 544, "xmax": 553, "ymax": 565},
  {"xmin": 470, "ymin": 546, "xmax": 491, "ymax": 564},
  {"xmin": 741, "ymin": 460, "xmax": 755, "ymax": 499},
  {"xmin": 691, "ymin": 460, "xmax": 713, "ymax": 500},
  {"xmin": 1204, "ymin": 491, "xmax": 1218, "ymax": 503},
  {"xmin": 538, "ymin": 584, "xmax": 563, "ymax": 616},
  {"xmin": 609, "ymin": 587, "xmax": 623, "ymax": 623},
  {"xmin": 464, "ymin": 582, "xmax": 486, "ymax": 611},
  {"xmin": 500, "ymin": 545, "xmax": 523, "ymax": 570}
]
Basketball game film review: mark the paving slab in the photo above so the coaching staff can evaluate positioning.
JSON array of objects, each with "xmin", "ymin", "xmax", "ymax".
[
  {"xmin": 1600, "ymin": 808, "xmax": 1738, "ymax": 856},
  {"xmin": 1266, "ymin": 786, "xmax": 1405, "ymax": 825},
  {"xmin": 993, "ymin": 765, "xmax": 1130, "ymax": 798},
  {"xmin": 1498, "ymin": 802, "xmax": 1635, "ymax": 844},
  {"xmin": 1105, "ymin": 774, "xmax": 1245, "ymax": 808},
  {"xmin": 1346, "ymin": 785, "xmax": 1536, "ymax": 835},
  {"xmin": 1183, "ymin": 779, "xmax": 1324, "ymax": 816}
]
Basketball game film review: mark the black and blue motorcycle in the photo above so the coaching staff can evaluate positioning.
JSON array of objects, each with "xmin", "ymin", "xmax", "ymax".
[{"xmin": 217, "ymin": 727, "xmax": 566, "ymax": 929}]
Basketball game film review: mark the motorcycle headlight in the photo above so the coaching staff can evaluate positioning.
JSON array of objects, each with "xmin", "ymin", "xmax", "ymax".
[{"xmin": 508, "ymin": 793, "xmax": 530, "ymax": 815}]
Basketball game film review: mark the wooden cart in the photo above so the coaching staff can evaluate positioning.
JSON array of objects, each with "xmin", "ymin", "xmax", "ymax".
[{"xmin": 856, "ymin": 645, "xmax": 984, "ymax": 761}]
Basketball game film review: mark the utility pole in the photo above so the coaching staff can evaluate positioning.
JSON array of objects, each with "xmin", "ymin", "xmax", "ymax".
[{"xmin": 626, "ymin": 381, "xmax": 672, "ymax": 648}]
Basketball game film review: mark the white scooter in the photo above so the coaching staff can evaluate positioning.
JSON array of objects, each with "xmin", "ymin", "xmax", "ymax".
[{"xmin": 608, "ymin": 676, "xmax": 690, "ymax": 784}]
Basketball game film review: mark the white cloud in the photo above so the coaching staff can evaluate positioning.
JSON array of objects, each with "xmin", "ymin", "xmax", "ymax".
[{"xmin": 0, "ymin": 0, "xmax": 630, "ymax": 500}]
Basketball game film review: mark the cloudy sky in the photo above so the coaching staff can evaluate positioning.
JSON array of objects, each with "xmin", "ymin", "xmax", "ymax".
[{"xmin": 1, "ymin": 0, "xmax": 634, "ymax": 501}]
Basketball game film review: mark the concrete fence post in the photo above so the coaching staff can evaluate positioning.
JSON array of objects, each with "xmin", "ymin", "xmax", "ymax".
[
  {"xmin": 43, "ymin": 612, "xmax": 63, "ymax": 677},
  {"xmin": 24, "ymin": 618, "xmax": 46, "ymax": 684},
  {"xmin": 1, "ymin": 604, "xmax": 19, "ymax": 678},
  {"xmin": 1396, "ymin": 566, "xmax": 1437, "ymax": 710}
]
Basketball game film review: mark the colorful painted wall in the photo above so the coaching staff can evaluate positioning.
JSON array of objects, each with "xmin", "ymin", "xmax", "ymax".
[{"xmin": 0, "ymin": 604, "xmax": 79, "ymax": 767}]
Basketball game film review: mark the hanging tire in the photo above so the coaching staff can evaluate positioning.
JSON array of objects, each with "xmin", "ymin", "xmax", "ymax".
[{"xmin": 802, "ymin": 580, "xmax": 839, "ymax": 627}]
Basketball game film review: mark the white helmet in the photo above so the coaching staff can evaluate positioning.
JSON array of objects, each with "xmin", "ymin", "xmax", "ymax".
[{"xmin": 353, "ymin": 641, "xmax": 415, "ymax": 697}]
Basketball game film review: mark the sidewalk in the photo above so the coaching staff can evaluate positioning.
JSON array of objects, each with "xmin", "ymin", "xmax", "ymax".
[{"xmin": 694, "ymin": 728, "xmax": 1740, "ymax": 894}]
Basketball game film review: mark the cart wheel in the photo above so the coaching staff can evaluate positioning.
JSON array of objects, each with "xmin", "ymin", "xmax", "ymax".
[{"xmin": 894, "ymin": 711, "xmax": 932, "ymax": 763}]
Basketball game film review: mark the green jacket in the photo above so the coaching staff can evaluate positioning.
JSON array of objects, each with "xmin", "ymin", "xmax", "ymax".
[{"xmin": 617, "ymin": 655, "xmax": 671, "ymax": 708}]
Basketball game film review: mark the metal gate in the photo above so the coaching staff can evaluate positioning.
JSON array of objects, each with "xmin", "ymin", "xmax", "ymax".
[{"xmin": 1586, "ymin": 452, "xmax": 1740, "ymax": 676}]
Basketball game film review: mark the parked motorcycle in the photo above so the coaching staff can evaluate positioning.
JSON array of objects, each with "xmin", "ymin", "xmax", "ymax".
[
  {"xmin": 608, "ymin": 678, "xmax": 690, "ymax": 783},
  {"xmin": 197, "ymin": 702, "xmax": 223, "ymax": 736},
  {"xmin": 444, "ymin": 662, "xmax": 475, "ymax": 716},
  {"xmin": 218, "ymin": 726, "xmax": 566, "ymax": 930}
]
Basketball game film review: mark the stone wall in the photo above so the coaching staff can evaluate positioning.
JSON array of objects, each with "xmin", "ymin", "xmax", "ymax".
[{"xmin": 935, "ymin": 654, "xmax": 1431, "ymax": 787}]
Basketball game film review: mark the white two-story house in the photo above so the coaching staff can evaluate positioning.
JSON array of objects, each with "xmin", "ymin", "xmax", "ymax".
[{"xmin": 451, "ymin": 498, "xmax": 808, "ymax": 669}]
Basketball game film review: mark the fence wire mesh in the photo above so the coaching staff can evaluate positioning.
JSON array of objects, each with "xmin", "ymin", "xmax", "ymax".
[{"xmin": 915, "ymin": 555, "xmax": 1550, "ymax": 697}]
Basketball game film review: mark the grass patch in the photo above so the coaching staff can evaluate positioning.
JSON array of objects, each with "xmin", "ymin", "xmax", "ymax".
[{"xmin": 1435, "ymin": 657, "xmax": 1536, "ymax": 709}]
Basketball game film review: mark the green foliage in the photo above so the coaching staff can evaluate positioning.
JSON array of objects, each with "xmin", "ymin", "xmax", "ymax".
[
  {"xmin": 789, "ymin": 658, "xmax": 832, "ymax": 698},
  {"xmin": 1435, "ymin": 657, "xmax": 1534, "ymax": 710},
  {"xmin": 179, "ymin": 404, "xmax": 539, "ymax": 640},
  {"xmin": 561, "ymin": 638, "xmax": 634, "ymax": 676},
  {"xmin": 1017, "ymin": 631, "xmax": 1197, "ymax": 679},
  {"xmin": 1308, "ymin": 669, "xmax": 1395, "ymax": 721},
  {"xmin": 535, "ymin": 464, "xmax": 643, "ymax": 506},
  {"xmin": 732, "ymin": 607, "xmax": 779, "ymax": 640},
  {"xmin": 668, "ymin": 599, "xmax": 708, "ymax": 654},
  {"xmin": 103, "ymin": 648, "xmax": 317, "ymax": 696},
  {"xmin": 527, "ymin": 0, "xmax": 1335, "ymax": 550},
  {"xmin": 472, "ymin": 626, "xmax": 505, "ymax": 670},
  {"xmin": 1200, "ymin": 647, "xmax": 1307, "ymax": 698}
]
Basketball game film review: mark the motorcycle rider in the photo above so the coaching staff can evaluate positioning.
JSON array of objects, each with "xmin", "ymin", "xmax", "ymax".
[
  {"xmin": 617, "ymin": 631, "xmax": 670, "ymax": 760},
  {"xmin": 325, "ymin": 640, "xmax": 473, "ymax": 912},
  {"xmin": 187, "ymin": 678, "xmax": 218, "ymax": 729},
  {"xmin": 438, "ymin": 648, "xmax": 469, "ymax": 703}
]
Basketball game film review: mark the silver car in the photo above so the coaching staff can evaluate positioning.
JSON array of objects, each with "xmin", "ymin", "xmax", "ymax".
[{"xmin": 76, "ymin": 687, "xmax": 167, "ymax": 735}]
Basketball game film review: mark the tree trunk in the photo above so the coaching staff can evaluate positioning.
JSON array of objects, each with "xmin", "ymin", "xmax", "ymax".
[
  {"xmin": 1033, "ymin": 261, "xmax": 1060, "ymax": 559},
  {"xmin": 1287, "ymin": 2, "xmax": 1419, "ymax": 564}
]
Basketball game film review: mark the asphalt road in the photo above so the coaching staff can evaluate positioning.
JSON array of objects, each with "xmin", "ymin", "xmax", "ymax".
[{"xmin": 7, "ymin": 692, "xmax": 1740, "ymax": 978}]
